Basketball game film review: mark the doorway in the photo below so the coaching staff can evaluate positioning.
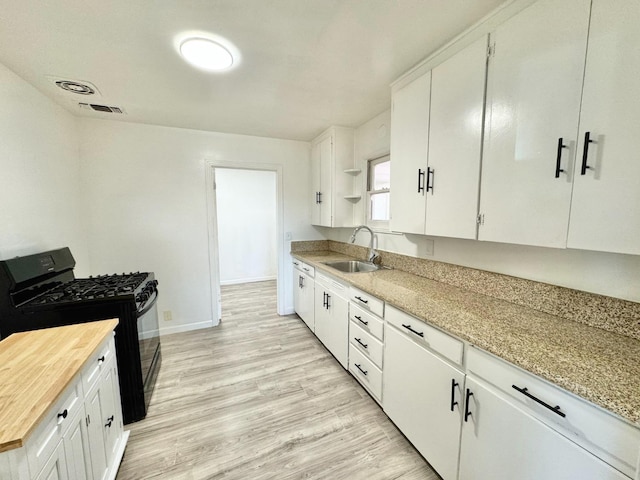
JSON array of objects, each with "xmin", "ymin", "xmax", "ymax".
[{"xmin": 205, "ymin": 162, "xmax": 284, "ymax": 325}]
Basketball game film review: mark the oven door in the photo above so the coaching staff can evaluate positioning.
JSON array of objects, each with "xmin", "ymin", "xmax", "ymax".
[{"xmin": 137, "ymin": 288, "xmax": 161, "ymax": 408}]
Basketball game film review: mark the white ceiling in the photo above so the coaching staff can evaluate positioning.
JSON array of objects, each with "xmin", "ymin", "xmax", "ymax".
[{"xmin": 0, "ymin": 0, "xmax": 506, "ymax": 141}]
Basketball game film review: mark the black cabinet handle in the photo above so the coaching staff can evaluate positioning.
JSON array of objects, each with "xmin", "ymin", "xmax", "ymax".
[
  {"xmin": 581, "ymin": 131, "xmax": 594, "ymax": 175},
  {"xmin": 98, "ymin": 356, "xmax": 105, "ymax": 363},
  {"xmin": 57, "ymin": 409, "xmax": 68, "ymax": 420},
  {"xmin": 354, "ymin": 296, "xmax": 368, "ymax": 304},
  {"xmin": 105, "ymin": 415, "xmax": 114, "ymax": 428},
  {"xmin": 450, "ymin": 379, "xmax": 459, "ymax": 412},
  {"xmin": 417, "ymin": 169, "xmax": 425, "ymax": 193},
  {"xmin": 325, "ymin": 293, "xmax": 331, "ymax": 309},
  {"xmin": 464, "ymin": 389, "xmax": 474, "ymax": 422},
  {"xmin": 512, "ymin": 385, "xmax": 566, "ymax": 418},
  {"xmin": 354, "ymin": 315, "xmax": 368, "ymax": 326},
  {"xmin": 354, "ymin": 363, "xmax": 368, "ymax": 376},
  {"xmin": 401, "ymin": 323, "xmax": 424, "ymax": 338},
  {"xmin": 354, "ymin": 337, "xmax": 368, "ymax": 349},
  {"xmin": 426, "ymin": 167, "xmax": 434, "ymax": 193},
  {"xmin": 317, "ymin": 191, "xmax": 323, "ymax": 204},
  {"xmin": 555, "ymin": 138, "xmax": 567, "ymax": 178},
  {"xmin": 322, "ymin": 292, "xmax": 327, "ymax": 308}
]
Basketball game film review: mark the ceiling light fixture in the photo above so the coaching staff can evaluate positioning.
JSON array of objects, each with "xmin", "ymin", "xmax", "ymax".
[{"xmin": 179, "ymin": 37, "xmax": 234, "ymax": 72}]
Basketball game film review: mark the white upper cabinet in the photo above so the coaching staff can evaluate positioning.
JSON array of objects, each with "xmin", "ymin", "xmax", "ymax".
[
  {"xmin": 567, "ymin": 0, "xmax": 640, "ymax": 255},
  {"xmin": 478, "ymin": 0, "xmax": 591, "ymax": 248},
  {"xmin": 426, "ymin": 35, "xmax": 488, "ymax": 239},
  {"xmin": 389, "ymin": 71, "xmax": 431, "ymax": 235},
  {"xmin": 310, "ymin": 126, "xmax": 355, "ymax": 228}
]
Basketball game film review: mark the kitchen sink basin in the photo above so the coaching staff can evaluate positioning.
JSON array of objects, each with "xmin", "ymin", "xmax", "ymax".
[{"xmin": 323, "ymin": 260, "xmax": 379, "ymax": 273}]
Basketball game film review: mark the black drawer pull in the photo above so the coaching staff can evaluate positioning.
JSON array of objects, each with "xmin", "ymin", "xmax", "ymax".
[
  {"xmin": 98, "ymin": 355, "xmax": 105, "ymax": 363},
  {"xmin": 105, "ymin": 415, "xmax": 114, "ymax": 428},
  {"xmin": 58, "ymin": 409, "xmax": 68, "ymax": 420},
  {"xmin": 401, "ymin": 323, "xmax": 424, "ymax": 338},
  {"xmin": 354, "ymin": 315, "xmax": 368, "ymax": 326},
  {"xmin": 354, "ymin": 296, "xmax": 368, "ymax": 304},
  {"xmin": 512, "ymin": 385, "xmax": 566, "ymax": 418},
  {"xmin": 450, "ymin": 379, "xmax": 459, "ymax": 412},
  {"xmin": 555, "ymin": 138, "xmax": 567, "ymax": 178},
  {"xmin": 464, "ymin": 389, "xmax": 473, "ymax": 422},
  {"xmin": 581, "ymin": 131, "xmax": 594, "ymax": 175},
  {"xmin": 354, "ymin": 363, "xmax": 368, "ymax": 376},
  {"xmin": 354, "ymin": 337, "xmax": 368, "ymax": 349}
]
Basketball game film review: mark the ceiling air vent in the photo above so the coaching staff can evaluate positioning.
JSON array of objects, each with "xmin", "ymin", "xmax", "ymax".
[{"xmin": 79, "ymin": 103, "xmax": 126, "ymax": 114}]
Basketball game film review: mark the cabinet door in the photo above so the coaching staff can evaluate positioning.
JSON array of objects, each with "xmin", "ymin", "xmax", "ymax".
[
  {"xmin": 478, "ymin": 0, "xmax": 591, "ymax": 248},
  {"xmin": 100, "ymin": 362, "xmax": 121, "ymax": 469},
  {"xmin": 459, "ymin": 377, "xmax": 629, "ymax": 480},
  {"xmin": 426, "ymin": 36, "xmax": 487, "ymax": 239},
  {"xmin": 85, "ymin": 388, "xmax": 108, "ymax": 480},
  {"xmin": 35, "ymin": 442, "xmax": 68, "ymax": 480},
  {"xmin": 310, "ymin": 141, "xmax": 322, "ymax": 226},
  {"xmin": 314, "ymin": 283, "xmax": 349, "ymax": 369},
  {"xmin": 293, "ymin": 271, "xmax": 314, "ymax": 332},
  {"xmin": 318, "ymin": 135, "xmax": 333, "ymax": 227},
  {"xmin": 567, "ymin": 0, "xmax": 640, "ymax": 255},
  {"xmin": 62, "ymin": 408, "xmax": 91, "ymax": 480},
  {"xmin": 383, "ymin": 326, "xmax": 464, "ymax": 480},
  {"xmin": 390, "ymin": 71, "xmax": 431, "ymax": 234}
]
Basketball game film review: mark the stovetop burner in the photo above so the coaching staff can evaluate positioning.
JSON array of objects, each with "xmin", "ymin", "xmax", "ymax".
[{"xmin": 28, "ymin": 272, "xmax": 149, "ymax": 306}]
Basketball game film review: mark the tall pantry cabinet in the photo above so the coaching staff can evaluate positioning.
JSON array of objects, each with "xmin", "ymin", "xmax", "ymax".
[{"xmin": 310, "ymin": 126, "xmax": 356, "ymax": 228}]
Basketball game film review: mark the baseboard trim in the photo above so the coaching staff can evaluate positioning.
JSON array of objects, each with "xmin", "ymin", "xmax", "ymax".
[{"xmin": 220, "ymin": 276, "xmax": 277, "ymax": 286}]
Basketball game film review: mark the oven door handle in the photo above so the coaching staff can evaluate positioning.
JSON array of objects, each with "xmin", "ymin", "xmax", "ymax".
[{"xmin": 137, "ymin": 289, "xmax": 159, "ymax": 317}]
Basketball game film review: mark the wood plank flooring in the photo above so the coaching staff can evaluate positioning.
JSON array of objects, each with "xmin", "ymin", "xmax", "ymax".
[{"xmin": 116, "ymin": 280, "xmax": 439, "ymax": 480}]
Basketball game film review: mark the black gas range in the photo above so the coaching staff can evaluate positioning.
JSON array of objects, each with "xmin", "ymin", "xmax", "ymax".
[{"xmin": 0, "ymin": 247, "xmax": 161, "ymax": 424}]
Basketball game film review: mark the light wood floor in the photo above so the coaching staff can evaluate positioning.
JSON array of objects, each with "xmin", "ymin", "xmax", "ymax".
[{"xmin": 116, "ymin": 280, "xmax": 439, "ymax": 480}]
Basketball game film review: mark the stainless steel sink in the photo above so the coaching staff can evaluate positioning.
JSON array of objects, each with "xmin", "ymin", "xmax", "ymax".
[{"xmin": 323, "ymin": 260, "xmax": 379, "ymax": 273}]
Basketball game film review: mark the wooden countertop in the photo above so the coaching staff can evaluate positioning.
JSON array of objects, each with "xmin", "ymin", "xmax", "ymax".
[
  {"xmin": 293, "ymin": 251, "xmax": 640, "ymax": 426},
  {"xmin": 0, "ymin": 319, "xmax": 119, "ymax": 453}
]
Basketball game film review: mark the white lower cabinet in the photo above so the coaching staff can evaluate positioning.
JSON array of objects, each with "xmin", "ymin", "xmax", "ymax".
[
  {"xmin": 314, "ymin": 272, "xmax": 349, "ymax": 368},
  {"xmin": 62, "ymin": 407, "xmax": 91, "ymax": 480},
  {"xmin": 292, "ymin": 260, "xmax": 315, "ymax": 331},
  {"xmin": 459, "ymin": 376, "xmax": 629, "ymax": 480},
  {"xmin": 383, "ymin": 322, "xmax": 464, "ymax": 480},
  {"xmin": 1, "ymin": 335, "xmax": 127, "ymax": 480},
  {"xmin": 35, "ymin": 442, "xmax": 68, "ymax": 480}
]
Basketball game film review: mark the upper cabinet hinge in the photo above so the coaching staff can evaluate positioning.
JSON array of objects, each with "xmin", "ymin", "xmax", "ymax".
[
  {"xmin": 487, "ymin": 43, "xmax": 495, "ymax": 58},
  {"xmin": 477, "ymin": 213, "xmax": 485, "ymax": 226}
]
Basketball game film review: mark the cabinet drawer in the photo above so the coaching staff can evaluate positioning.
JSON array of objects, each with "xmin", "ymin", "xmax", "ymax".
[
  {"xmin": 27, "ymin": 380, "xmax": 83, "ymax": 477},
  {"xmin": 349, "ymin": 346, "xmax": 383, "ymax": 403},
  {"xmin": 467, "ymin": 347, "xmax": 640, "ymax": 478},
  {"xmin": 349, "ymin": 320, "xmax": 384, "ymax": 369},
  {"xmin": 349, "ymin": 303, "xmax": 384, "ymax": 341},
  {"xmin": 293, "ymin": 260, "xmax": 315, "ymax": 278},
  {"xmin": 386, "ymin": 305, "xmax": 463, "ymax": 366},
  {"xmin": 349, "ymin": 287, "xmax": 384, "ymax": 318},
  {"xmin": 82, "ymin": 336, "xmax": 115, "ymax": 395}
]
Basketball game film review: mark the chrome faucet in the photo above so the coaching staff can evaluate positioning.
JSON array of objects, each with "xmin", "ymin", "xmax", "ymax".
[{"xmin": 350, "ymin": 225, "xmax": 379, "ymax": 264}]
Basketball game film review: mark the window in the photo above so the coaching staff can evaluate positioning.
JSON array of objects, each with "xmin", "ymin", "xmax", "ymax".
[{"xmin": 367, "ymin": 154, "xmax": 390, "ymax": 228}]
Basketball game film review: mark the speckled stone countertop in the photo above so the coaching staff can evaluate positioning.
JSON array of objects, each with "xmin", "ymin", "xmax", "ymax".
[{"xmin": 293, "ymin": 250, "xmax": 640, "ymax": 426}]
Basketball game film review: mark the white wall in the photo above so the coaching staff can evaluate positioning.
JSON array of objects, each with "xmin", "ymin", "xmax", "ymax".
[
  {"xmin": 216, "ymin": 168, "xmax": 277, "ymax": 285},
  {"xmin": 78, "ymin": 119, "xmax": 320, "ymax": 334},
  {"xmin": 0, "ymin": 62, "xmax": 89, "ymax": 273},
  {"xmin": 320, "ymin": 110, "xmax": 640, "ymax": 303}
]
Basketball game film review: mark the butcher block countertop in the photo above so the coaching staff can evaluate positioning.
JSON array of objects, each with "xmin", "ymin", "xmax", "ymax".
[
  {"xmin": 293, "ymin": 251, "xmax": 640, "ymax": 426},
  {"xmin": 0, "ymin": 319, "xmax": 119, "ymax": 453}
]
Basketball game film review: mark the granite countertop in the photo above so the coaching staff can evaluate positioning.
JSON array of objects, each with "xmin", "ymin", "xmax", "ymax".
[
  {"xmin": 0, "ymin": 319, "xmax": 119, "ymax": 453},
  {"xmin": 293, "ymin": 251, "xmax": 640, "ymax": 426}
]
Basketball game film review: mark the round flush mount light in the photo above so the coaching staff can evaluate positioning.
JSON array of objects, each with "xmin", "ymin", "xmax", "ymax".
[{"xmin": 179, "ymin": 37, "xmax": 234, "ymax": 72}]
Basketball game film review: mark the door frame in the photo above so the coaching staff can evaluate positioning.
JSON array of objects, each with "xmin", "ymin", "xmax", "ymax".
[{"xmin": 205, "ymin": 160, "xmax": 285, "ymax": 324}]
